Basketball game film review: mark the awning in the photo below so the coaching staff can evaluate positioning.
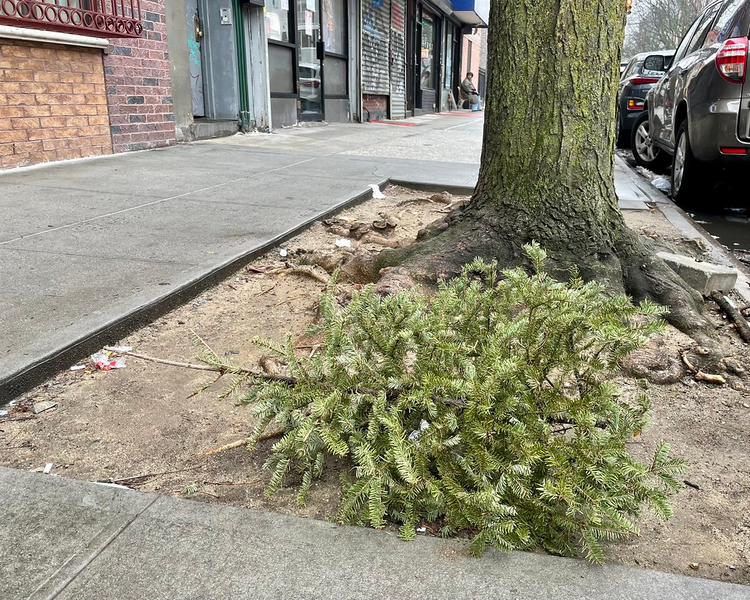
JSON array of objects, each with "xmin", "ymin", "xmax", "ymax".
[{"xmin": 451, "ymin": 0, "xmax": 489, "ymax": 26}]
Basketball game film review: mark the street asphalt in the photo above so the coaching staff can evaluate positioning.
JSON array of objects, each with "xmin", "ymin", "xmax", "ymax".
[{"xmin": 1, "ymin": 112, "xmax": 749, "ymax": 599}]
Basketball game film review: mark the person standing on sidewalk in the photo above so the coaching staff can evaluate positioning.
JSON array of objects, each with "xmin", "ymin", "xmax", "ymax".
[{"xmin": 460, "ymin": 72, "xmax": 481, "ymax": 111}]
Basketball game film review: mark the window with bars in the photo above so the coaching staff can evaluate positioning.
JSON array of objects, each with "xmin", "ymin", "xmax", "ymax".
[{"xmin": 0, "ymin": 0, "xmax": 143, "ymax": 38}]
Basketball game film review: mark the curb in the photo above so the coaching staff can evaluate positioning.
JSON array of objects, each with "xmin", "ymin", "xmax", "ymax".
[{"xmin": 616, "ymin": 155, "xmax": 750, "ymax": 304}]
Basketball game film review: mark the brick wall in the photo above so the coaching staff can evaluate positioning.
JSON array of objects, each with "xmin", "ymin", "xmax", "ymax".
[
  {"xmin": 103, "ymin": 0, "xmax": 176, "ymax": 153},
  {"xmin": 462, "ymin": 33, "xmax": 481, "ymax": 78},
  {"xmin": 363, "ymin": 94, "xmax": 388, "ymax": 121},
  {"xmin": 0, "ymin": 39, "xmax": 112, "ymax": 170}
]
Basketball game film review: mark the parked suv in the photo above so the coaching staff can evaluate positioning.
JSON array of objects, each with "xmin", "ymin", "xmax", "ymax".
[
  {"xmin": 616, "ymin": 50, "xmax": 674, "ymax": 147},
  {"xmin": 631, "ymin": 0, "xmax": 750, "ymax": 204}
]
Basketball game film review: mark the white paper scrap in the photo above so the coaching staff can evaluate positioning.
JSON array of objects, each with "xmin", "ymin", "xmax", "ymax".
[{"xmin": 369, "ymin": 184, "xmax": 385, "ymax": 199}]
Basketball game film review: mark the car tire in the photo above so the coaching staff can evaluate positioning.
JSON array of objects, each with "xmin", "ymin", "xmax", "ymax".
[
  {"xmin": 630, "ymin": 111, "xmax": 669, "ymax": 173},
  {"xmin": 671, "ymin": 120, "xmax": 705, "ymax": 206}
]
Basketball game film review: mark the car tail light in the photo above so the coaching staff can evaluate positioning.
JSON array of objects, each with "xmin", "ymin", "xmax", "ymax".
[
  {"xmin": 627, "ymin": 99, "xmax": 645, "ymax": 110},
  {"xmin": 720, "ymin": 147, "xmax": 748, "ymax": 154},
  {"xmin": 629, "ymin": 76, "xmax": 660, "ymax": 85},
  {"xmin": 716, "ymin": 37, "xmax": 748, "ymax": 83}
]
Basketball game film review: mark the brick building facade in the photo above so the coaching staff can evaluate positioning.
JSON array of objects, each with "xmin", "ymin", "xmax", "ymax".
[
  {"xmin": 103, "ymin": 1, "xmax": 175, "ymax": 154},
  {"xmin": 0, "ymin": 0, "xmax": 175, "ymax": 171},
  {"xmin": 461, "ymin": 29, "xmax": 482, "ymax": 80},
  {"xmin": 0, "ymin": 39, "xmax": 112, "ymax": 169}
]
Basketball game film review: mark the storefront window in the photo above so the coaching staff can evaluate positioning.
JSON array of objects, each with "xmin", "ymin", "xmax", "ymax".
[
  {"xmin": 322, "ymin": 0, "xmax": 346, "ymax": 54},
  {"xmin": 420, "ymin": 14, "xmax": 435, "ymax": 89},
  {"xmin": 266, "ymin": 0, "xmax": 291, "ymax": 43},
  {"xmin": 443, "ymin": 29, "xmax": 453, "ymax": 89}
]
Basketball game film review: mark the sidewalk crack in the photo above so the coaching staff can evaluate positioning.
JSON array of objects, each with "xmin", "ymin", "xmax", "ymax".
[{"xmin": 27, "ymin": 494, "xmax": 159, "ymax": 600}]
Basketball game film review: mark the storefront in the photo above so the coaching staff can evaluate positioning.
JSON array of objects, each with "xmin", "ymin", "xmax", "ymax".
[
  {"xmin": 266, "ymin": 0, "xmax": 356, "ymax": 126},
  {"xmin": 418, "ymin": 8, "xmax": 438, "ymax": 112},
  {"xmin": 361, "ymin": 0, "xmax": 392, "ymax": 120},
  {"xmin": 416, "ymin": 5, "xmax": 461, "ymax": 113},
  {"xmin": 411, "ymin": 0, "xmax": 487, "ymax": 115}
]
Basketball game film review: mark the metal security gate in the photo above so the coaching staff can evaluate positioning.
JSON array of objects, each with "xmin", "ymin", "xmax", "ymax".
[
  {"xmin": 362, "ymin": 0, "xmax": 391, "ymax": 96},
  {"xmin": 389, "ymin": 0, "xmax": 406, "ymax": 118}
]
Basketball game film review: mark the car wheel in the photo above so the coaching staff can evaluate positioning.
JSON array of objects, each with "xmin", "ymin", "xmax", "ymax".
[
  {"xmin": 671, "ymin": 121, "xmax": 705, "ymax": 206},
  {"xmin": 630, "ymin": 111, "xmax": 669, "ymax": 173}
]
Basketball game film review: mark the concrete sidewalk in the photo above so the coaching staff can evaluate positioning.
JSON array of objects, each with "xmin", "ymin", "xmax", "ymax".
[
  {"xmin": 2, "ymin": 467, "xmax": 748, "ymax": 600},
  {"xmin": 0, "ymin": 112, "xmax": 654, "ymax": 400}
]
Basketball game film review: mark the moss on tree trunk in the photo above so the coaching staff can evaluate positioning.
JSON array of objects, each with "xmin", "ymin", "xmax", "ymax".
[{"xmin": 376, "ymin": 0, "xmax": 710, "ymax": 340}]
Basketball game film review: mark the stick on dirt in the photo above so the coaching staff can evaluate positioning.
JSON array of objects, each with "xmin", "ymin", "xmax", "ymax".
[
  {"xmin": 680, "ymin": 351, "xmax": 727, "ymax": 385},
  {"xmin": 103, "ymin": 347, "xmax": 295, "ymax": 385},
  {"xmin": 103, "ymin": 347, "xmax": 228, "ymax": 372},
  {"xmin": 195, "ymin": 428, "xmax": 286, "ymax": 457},
  {"xmin": 108, "ymin": 465, "xmax": 203, "ymax": 485},
  {"xmin": 710, "ymin": 291, "xmax": 750, "ymax": 343},
  {"xmin": 203, "ymin": 479, "xmax": 262, "ymax": 486}
]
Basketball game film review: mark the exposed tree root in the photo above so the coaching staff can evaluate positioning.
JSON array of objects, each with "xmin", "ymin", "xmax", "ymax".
[
  {"xmin": 710, "ymin": 291, "xmax": 750, "ymax": 343},
  {"xmin": 371, "ymin": 200, "xmax": 716, "ymax": 354}
]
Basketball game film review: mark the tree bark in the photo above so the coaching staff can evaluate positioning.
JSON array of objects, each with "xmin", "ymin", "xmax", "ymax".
[{"xmin": 376, "ymin": 0, "xmax": 709, "ymax": 339}]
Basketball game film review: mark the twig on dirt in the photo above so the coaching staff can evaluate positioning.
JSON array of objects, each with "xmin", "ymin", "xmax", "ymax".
[
  {"xmin": 2, "ymin": 415, "xmax": 35, "ymax": 423},
  {"xmin": 186, "ymin": 372, "xmax": 224, "ymax": 399},
  {"xmin": 107, "ymin": 465, "xmax": 203, "ymax": 485},
  {"xmin": 191, "ymin": 330, "xmax": 222, "ymax": 363},
  {"xmin": 283, "ymin": 266, "xmax": 330, "ymax": 284},
  {"xmin": 680, "ymin": 351, "xmax": 726, "ymax": 385},
  {"xmin": 104, "ymin": 347, "xmax": 477, "ymax": 412},
  {"xmin": 274, "ymin": 292, "xmax": 315, "ymax": 307},
  {"xmin": 104, "ymin": 346, "xmax": 222, "ymax": 372},
  {"xmin": 258, "ymin": 281, "xmax": 281, "ymax": 296},
  {"xmin": 246, "ymin": 265, "xmax": 268, "ymax": 274},
  {"xmin": 709, "ymin": 291, "xmax": 750, "ymax": 343},
  {"xmin": 103, "ymin": 347, "xmax": 295, "ymax": 385},
  {"xmin": 683, "ymin": 480, "xmax": 701, "ymax": 490},
  {"xmin": 6, "ymin": 431, "xmax": 23, "ymax": 446},
  {"xmin": 395, "ymin": 197, "xmax": 439, "ymax": 207},
  {"xmin": 261, "ymin": 265, "xmax": 329, "ymax": 288},
  {"xmin": 5, "ymin": 443, "xmax": 33, "ymax": 450},
  {"xmin": 203, "ymin": 479, "xmax": 262, "ymax": 487},
  {"xmin": 195, "ymin": 428, "xmax": 286, "ymax": 457}
]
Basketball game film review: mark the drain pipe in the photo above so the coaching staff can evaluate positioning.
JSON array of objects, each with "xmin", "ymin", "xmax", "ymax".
[{"xmin": 233, "ymin": 0, "xmax": 252, "ymax": 132}]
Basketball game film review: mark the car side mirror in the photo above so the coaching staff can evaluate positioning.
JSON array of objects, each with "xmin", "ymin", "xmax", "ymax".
[{"xmin": 643, "ymin": 55, "xmax": 666, "ymax": 72}]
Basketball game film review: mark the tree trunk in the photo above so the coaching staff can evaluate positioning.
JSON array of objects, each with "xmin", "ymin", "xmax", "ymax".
[{"xmin": 376, "ymin": 0, "xmax": 710, "ymax": 339}]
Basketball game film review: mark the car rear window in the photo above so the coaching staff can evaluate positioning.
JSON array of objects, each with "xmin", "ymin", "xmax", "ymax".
[
  {"xmin": 686, "ymin": 2, "xmax": 722, "ymax": 54},
  {"xmin": 704, "ymin": 0, "xmax": 747, "ymax": 45}
]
